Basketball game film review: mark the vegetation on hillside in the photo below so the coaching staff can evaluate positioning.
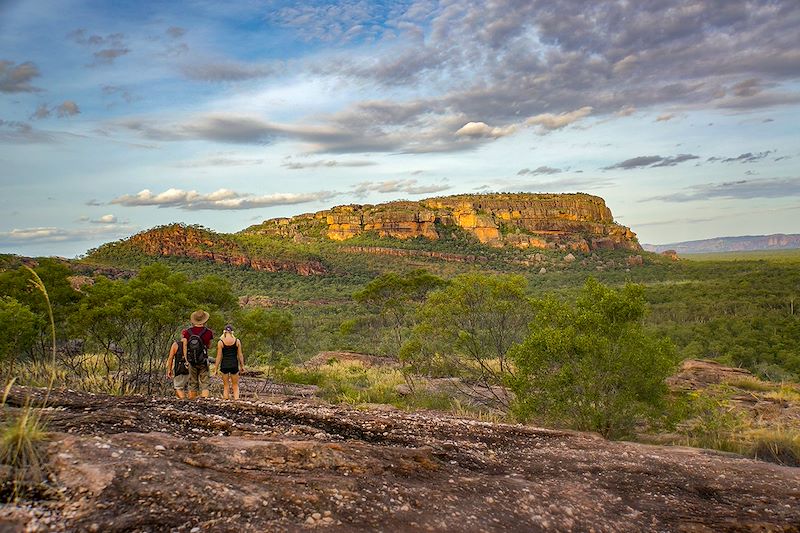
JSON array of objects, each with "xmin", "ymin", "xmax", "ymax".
[{"xmin": 2, "ymin": 236, "xmax": 799, "ymax": 465}]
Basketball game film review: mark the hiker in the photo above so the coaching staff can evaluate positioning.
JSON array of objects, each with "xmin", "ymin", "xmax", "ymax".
[
  {"xmin": 182, "ymin": 310, "xmax": 214, "ymax": 399},
  {"xmin": 165, "ymin": 338, "xmax": 189, "ymax": 399},
  {"xmin": 215, "ymin": 324, "xmax": 245, "ymax": 400}
]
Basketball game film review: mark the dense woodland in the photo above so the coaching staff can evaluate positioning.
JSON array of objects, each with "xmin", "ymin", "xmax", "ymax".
[
  {"xmin": 1, "ymin": 237, "xmax": 799, "ymax": 442},
  {"xmin": 78, "ymin": 227, "xmax": 800, "ymax": 381}
]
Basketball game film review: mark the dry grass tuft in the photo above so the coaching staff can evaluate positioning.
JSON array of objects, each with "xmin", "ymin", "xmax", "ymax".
[{"xmin": 1, "ymin": 395, "xmax": 48, "ymax": 501}]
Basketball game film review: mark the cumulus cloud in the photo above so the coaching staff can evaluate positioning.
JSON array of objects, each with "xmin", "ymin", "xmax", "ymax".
[
  {"xmin": 0, "ymin": 60, "xmax": 40, "ymax": 93},
  {"xmin": 110, "ymin": 188, "xmax": 340, "ymax": 210},
  {"xmin": 517, "ymin": 166, "xmax": 563, "ymax": 176},
  {"xmin": 92, "ymin": 214, "xmax": 117, "ymax": 224},
  {"xmin": 647, "ymin": 177, "xmax": 800, "ymax": 202},
  {"xmin": 524, "ymin": 107, "xmax": 593, "ymax": 133},
  {"xmin": 455, "ymin": 121, "xmax": 517, "ymax": 139},
  {"xmin": 655, "ymin": 113, "xmax": 677, "ymax": 122},
  {"xmin": 351, "ymin": 179, "xmax": 450, "ymax": 198},
  {"xmin": 604, "ymin": 154, "xmax": 699, "ymax": 170}
]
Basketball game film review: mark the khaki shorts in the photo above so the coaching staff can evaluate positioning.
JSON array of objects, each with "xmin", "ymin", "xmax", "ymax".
[
  {"xmin": 188, "ymin": 364, "xmax": 210, "ymax": 393},
  {"xmin": 173, "ymin": 373, "xmax": 189, "ymax": 391}
]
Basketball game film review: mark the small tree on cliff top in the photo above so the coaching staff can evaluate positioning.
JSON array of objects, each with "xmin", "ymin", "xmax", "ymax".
[{"xmin": 509, "ymin": 278, "xmax": 675, "ymax": 438}]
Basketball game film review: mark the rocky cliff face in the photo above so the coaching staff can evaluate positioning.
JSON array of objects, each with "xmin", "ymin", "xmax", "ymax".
[
  {"xmin": 125, "ymin": 225, "xmax": 327, "ymax": 276},
  {"xmin": 245, "ymin": 193, "xmax": 640, "ymax": 252}
]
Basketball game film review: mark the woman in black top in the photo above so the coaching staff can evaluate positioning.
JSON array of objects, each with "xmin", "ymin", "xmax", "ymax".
[{"xmin": 215, "ymin": 324, "xmax": 245, "ymax": 400}]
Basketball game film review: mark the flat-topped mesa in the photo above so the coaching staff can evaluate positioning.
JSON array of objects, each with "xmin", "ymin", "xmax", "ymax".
[{"xmin": 245, "ymin": 193, "xmax": 640, "ymax": 252}]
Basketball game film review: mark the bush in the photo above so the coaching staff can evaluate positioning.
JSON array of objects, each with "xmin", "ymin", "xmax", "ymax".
[{"xmin": 510, "ymin": 278, "xmax": 676, "ymax": 438}]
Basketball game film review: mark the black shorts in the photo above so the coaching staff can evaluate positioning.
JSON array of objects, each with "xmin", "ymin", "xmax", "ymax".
[{"xmin": 220, "ymin": 364, "xmax": 239, "ymax": 375}]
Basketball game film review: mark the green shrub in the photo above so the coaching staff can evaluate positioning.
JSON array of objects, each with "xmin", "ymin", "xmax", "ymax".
[{"xmin": 510, "ymin": 279, "xmax": 676, "ymax": 438}]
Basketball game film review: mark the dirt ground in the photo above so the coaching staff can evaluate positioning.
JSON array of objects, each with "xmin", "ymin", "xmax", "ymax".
[{"xmin": 1, "ymin": 385, "xmax": 799, "ymax": 532}]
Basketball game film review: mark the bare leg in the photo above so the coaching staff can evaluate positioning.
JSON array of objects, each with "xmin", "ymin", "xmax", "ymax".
[
  {"xmin": 175, "ymin": 389, "xmax": 186, "ymax": 399},
  {"xmin": 200, "ymin": 389, "xmax": 209, "ymax": 399},
  {"xmin": 222, "ymin": 374, "xmax": 230, "ymax": 399},
  {"xmin": 189, "ymin": 390, "xmax": 198, "ymax": 399},
  {"xmin": 232, "ymin": 374, "xmax": 240, "ymax": 400}
]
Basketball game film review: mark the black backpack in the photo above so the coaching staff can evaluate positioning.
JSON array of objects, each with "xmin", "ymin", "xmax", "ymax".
[
  {"xmin": 174, "ymin": 341, "xmax": 189, "ymax": 376},
  {"xmin": 185, "ymin": 327, "xmax": 208, "ymax": 367}
]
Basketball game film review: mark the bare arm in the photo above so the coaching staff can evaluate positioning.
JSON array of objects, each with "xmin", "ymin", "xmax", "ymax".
[
  {"xmin": 215, "ymin": 340, "xmax": 223, "ymax": 368},
  {"xmin": 166, "ymin": 342, "xmax": 177, "ymax": 378},
  {"xmin": 237, "ymin": 339, "xmax": 245, "ymax": 371},
  {"xmin": 181, "ymin": 338, "xmax": 188, "ymax": 363}
]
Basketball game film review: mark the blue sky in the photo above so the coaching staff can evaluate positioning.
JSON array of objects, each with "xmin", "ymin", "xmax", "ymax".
[{"xmin": 1, "ymin": 0, "xmax": 799, "ymax": 257}]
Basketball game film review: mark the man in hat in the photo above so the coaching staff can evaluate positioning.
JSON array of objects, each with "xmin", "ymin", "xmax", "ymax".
[{"xmin": 182, "ymin": 309, "xmax": 214, "ymax": 399}]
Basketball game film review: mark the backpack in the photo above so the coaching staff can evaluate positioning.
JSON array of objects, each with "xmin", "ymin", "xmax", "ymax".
[
  {"xmin": 174, "ymin": 341, "xmax": 189, "ymax": 376},
  {"xmin": 185, "ymin": 327, "xmax": 208, "ymax": 367}
]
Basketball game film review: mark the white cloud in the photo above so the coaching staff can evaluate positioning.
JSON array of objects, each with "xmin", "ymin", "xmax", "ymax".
[
  {"xmin": 110, "ymin": 188, "xmax": 340, "ymax": 210},
  {"xmin": 524, "ymin": 106, "xmax": 593, "ymax": 133},
  {"xmin": 455, "ymin": 121, "xmax": 518, "ymax": 139}
]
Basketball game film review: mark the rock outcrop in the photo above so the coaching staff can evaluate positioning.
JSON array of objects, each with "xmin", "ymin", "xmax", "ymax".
[
  {"xmin": 2, "ymin": 386, "xmax": 799, "ymax": 532},
  {"xmin": 123, "ymin": 225, "xmax": 327, "ymax": 276},
  {"xmin": 244, "ymin": 193, "xmax": 640, "ymax": 252}
]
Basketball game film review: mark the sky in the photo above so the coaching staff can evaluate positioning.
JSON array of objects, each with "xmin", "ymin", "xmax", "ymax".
[{"xmin": 1, "ymin": 0, "xmax": 799, "ymax": 257}]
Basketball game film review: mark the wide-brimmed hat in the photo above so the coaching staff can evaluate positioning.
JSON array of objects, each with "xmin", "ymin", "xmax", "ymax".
[{"xmin": 190, "ymin": 309, "xmax": 210, "ymax": 325}]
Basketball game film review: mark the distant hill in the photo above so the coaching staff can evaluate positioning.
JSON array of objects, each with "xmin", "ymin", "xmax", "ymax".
[
  {"xmin": 84, "ymin": 193, "xmax": 643, "ymax": 276},
  {"xmin": 643, "ymin": 234, "xmax": 800, "ymax": 254}
]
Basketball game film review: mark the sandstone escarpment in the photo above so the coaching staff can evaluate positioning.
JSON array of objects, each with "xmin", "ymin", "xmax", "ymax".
[
  {"xmin": 244, "ymin": 193, "xmax": 640, "ymax": 252},
  {"xmin": 126, "ymin": 225, "xmax": 326, "ymax": 276}
]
